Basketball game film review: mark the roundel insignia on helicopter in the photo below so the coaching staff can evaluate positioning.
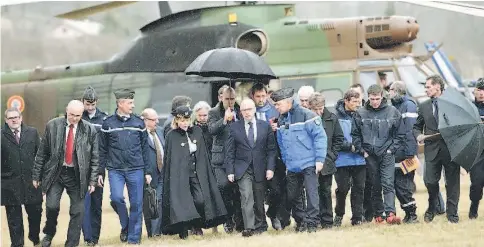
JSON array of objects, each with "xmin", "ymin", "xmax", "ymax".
[{"xmin": 7, "ymin": 95, "xmax": 25, "ymax": 113}]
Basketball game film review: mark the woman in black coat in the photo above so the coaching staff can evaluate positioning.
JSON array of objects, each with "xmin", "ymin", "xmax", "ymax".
[{"xmin": 161, "ymin": 106, "xmax": 227, "ymax": 239}]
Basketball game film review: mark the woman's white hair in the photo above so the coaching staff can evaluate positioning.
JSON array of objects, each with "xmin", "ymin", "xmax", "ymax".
[{"xmin": 193, "ymin": 101, "xmax": 211, "ymax": 112}]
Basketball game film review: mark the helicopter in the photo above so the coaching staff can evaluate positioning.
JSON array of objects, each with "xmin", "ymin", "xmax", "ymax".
[{"xmin": 0, "ymin": 1, "xmax": 455, "ymax": 133}]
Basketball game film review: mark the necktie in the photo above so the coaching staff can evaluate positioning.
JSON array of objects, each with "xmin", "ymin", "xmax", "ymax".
[
  {"xmin": 248, "ymin": 122, "xmax": 255, "ymax": 147},
  {"xmin": 432, "ymin": 99, "xmax": 439, "ymax": 122},
  {"xmin": 13, "ymin": 129, "xmax": 19, "ymax": 144},
  {"xmin": 65, "ymin": 124, "xmax": 74, "ymax": 164},
  {"xmin": 150, "ymin": 131, "xmax": 163, "ymax": 172}
]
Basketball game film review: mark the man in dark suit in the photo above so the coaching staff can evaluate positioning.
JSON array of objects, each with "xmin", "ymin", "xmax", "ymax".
[
  {"xmin": 32, "ymin": 100, "xmax": 99, "ymax": 247},
  {"xmin": 414, "ymin": 75, "xmax": 460, "ymax": 223},
  {"xmin": 2, "ymin": 107, "xmax": 42, "ymax": 247},
  {"xmin": 225, "ymin": 99, "xmax": 277, "ymax": 237},
  {"xmin": 141, "ymin": 108, "xmax": 165, "ymax": 237},
  {"xmin": 208, "ymin": 86, "xmax": 244, "ymax": 233}
]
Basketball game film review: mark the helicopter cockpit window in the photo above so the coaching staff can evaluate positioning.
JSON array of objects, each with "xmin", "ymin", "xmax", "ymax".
[{"xmin": 397, "ymin": 66, "xmax": 427, "ymax": 98}]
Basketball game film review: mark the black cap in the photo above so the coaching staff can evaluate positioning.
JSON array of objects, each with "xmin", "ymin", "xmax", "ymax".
[
  {"xmin": 378, "ymin": 71, "xmax": 387, "ymax": 77},
  {"xmin": 476, "ymin": 78, "xmax": 484, "ymax": 90},
  {"xmin": 270, "ymin": 88, "xmax": 294, "ymax": 102},
  {"xmin": 114, "ymin": 89, "xmax": 135, "ymax": 100},
  {"xmin": 171, "ymin": 105, "xmax": 192, "ymax": 118},
  {"xmin": 82, "ymin": 86, "xmax": 97, "ymax": 102}
]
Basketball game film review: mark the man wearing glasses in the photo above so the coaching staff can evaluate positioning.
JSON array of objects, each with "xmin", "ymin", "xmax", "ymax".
[
  {"xmin": 2, "ymin": 107, "xmax": 42, "ymax": 247},
  {"xmin": 140, "ymin": 108, "xmax": 165, "ymax": 237}
]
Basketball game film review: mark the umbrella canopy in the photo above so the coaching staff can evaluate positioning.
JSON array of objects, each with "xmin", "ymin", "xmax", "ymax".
[
  {"xmin": 437, "ymin": 87, "xmax": 484, "ymax": 171},
  {"xmin": 185, "ymin": 47, "xmax": 276, "ymax": 81}
]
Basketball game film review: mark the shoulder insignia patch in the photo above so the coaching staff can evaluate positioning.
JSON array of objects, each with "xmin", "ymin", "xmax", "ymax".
[{"xmin": 315, "ymin": 118, "xmax": 322, "ymax": 126}]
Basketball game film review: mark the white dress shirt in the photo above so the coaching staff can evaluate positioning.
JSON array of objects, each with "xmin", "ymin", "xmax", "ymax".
[{"xmin": 244, "ymin": 119, "xmax": 257, "ymax": 143}]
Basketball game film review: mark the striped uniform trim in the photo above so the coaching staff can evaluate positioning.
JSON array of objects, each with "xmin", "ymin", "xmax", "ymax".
[
  {"xmin": 90, "ymin": 124, "xmax": 102, "ymax": 127},
  {"xmin": 276, "ymin": 116, "xmax": 320, "ymax": 130},
  {"xmin": 402, "ymin": 112, "xmax": 418, "ymax": 119},
  {"xmin": 401, "ymin": 201, "xmax": 416, "ymax": 207},
  {"xmin": 100, "ymin": 127, "xmax": 146, "ymax": 133}
]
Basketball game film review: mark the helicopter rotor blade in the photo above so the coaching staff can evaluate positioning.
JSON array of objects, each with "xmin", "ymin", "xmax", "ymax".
[{"xmin": 55, "ymin": 1, "xmax": 138, "ymax": 20}]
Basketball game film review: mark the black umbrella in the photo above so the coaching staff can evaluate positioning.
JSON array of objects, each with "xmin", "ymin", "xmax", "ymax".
[
  {"xmin": 437, "ymin": 87, "xmax": 484, "ymax": 171},
  {"xmin": 185, "ymin": 47, "xmax": 276, "ymax": 81}
]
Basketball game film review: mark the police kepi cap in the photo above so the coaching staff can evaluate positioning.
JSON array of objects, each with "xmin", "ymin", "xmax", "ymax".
[
  {"xmin": 114, "ymin": 88, "xmax": 135, "ymax": 99},
  {"xmin": 82, "ymin": 86, "xmax": 97, "ymax": 101},
  {"xmin": 476, "ymin": 78, "xmax": 484, "ymax": 90},
  {"xmin": 171, "ymin": 105, "xmax": 192, "ymax": 118},
  {"xmin": 271, "ymin": 87, "xmax": 295, "ymax": 102}
]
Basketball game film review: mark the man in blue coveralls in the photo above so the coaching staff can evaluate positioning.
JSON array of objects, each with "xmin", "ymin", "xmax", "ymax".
[{"xmin": 271, "ymin": 87, "xmax": 327, "ymax": 233}]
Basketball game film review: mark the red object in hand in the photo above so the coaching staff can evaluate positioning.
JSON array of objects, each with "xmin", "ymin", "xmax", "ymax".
[{"xmin": 65, "ymin": 124, "xmax": 74, "ymax": 164}]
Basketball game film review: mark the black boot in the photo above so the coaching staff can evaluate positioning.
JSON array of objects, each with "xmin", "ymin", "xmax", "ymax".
[
  {"xmin": 469, "ymin": 201, "xmax": 479, "ymax": 219},
  {"xmin": 403, "ymin": 205, "xmax": 419, "ymax": 224}
]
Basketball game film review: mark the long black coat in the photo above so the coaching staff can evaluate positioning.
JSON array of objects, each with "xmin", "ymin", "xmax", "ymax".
[
  {"xmin": 1, "ymin": 123, "xmax": 42, "ymax": 206},
  {"xmin": 321, "ymin": 108, "xmax": 344, "ymax": 176},
  {"xmin": 161, "ymin": 126, "xmax": 227, "ymax": 234},
  {"xmin": 32, "ymin": 117, "xmax": 99, "ymax": 198}
]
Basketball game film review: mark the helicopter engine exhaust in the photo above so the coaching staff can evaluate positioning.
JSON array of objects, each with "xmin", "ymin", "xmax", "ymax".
[
  {"xmin": 364, "ymin": 16, "xmax": 419, "ymax": 50},
  {"xmin": 235, "ymin": 29, "xmax": 268, "ymax": 56}
]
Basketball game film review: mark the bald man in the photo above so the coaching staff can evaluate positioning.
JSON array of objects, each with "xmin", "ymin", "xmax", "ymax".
[
  {"xmin": 225, "ymin": 99, "xmax": 277, "ymax": 236},
  {"xmin": 33, "ymin": 100, "xmax": 99, "ymax": 247}
]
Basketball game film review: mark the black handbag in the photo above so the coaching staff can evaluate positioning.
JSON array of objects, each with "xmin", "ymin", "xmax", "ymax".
[{"xmin": 143, "ymin": 185, "xmax": 159, "ymax": 220}]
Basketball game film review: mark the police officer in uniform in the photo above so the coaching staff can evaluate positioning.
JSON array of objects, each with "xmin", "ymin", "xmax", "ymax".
[
  {"xmin": 80, "ymin": 86, "xmax": 108, "ymax": 246},
  {"xmin": 271, "ymin": 88, "xmax": 328, "ymax": 233},
  {"xmin": 98, "ymin": 89, "xmax": 152, "ymax": 244}
]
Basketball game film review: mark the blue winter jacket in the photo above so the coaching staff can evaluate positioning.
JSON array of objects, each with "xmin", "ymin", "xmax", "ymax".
[
  {"xmin": 334, "ymin": 100, "xmax": 366, "ymax": 167},
  {"xmin": 276, "ymin": 101, "xmax": 327, "ymax": 172},
  {"xmin": 99, "ymin": 111, "xmax": 150, "ymax": 176},
  {"xmin": 391, "ymin": 95, "xmax": 418, "ymax": 163}
]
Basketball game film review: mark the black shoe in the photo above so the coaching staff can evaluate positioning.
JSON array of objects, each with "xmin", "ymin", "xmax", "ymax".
[
  {"xmin": 424, "ymin": 210, "xmax": 435, "ymax": 223},
  {"xmin": 224, "ymin": 222, "xmax": 234, "ymax": 234},
  {"xmin": 271, "ymin": 218, "xmax": 283, "ymax": 230},
  {"xmin": 403, "ymin": 212, "xmax": 419, "ymax": 224},
  {"xmin": 85, "ymin": 241, "xmax": 97, "ymax": 246},
  {"xmin": 351, "ymin": 220, "xmax": 363, "ymax": 226},
  {"xmin": 447, "ymin": 215, "xmax": 459, "ymax": 224},
  {"xmin": 242, "ymin": 230, "xmax": 253, "ymax": 237},
  {"xmin": 179, "ymin": 230, "xmax": 189, "ymax": 239},
  {"xmin": 41, "ymin": 235, "xmax": 53, "ymax": 247},
  {"xmin": 295, "ymin": 222, "xmax": 307, "ymax": 233},
  {"xmin": 333, "ymin": 216, "xmax": 343, "ymax": 227},
  {"xmin": 469, "ymin": 201, "xmax": 479, "ymax": 219},
  {"xmin": 120, "ymin": 229, "xmax": 128, "ymax": 242},
  {"xmin": 30, "ymin": 237, "xmax": 40, "ymax": 246},
  {"xmin": 191, "ymin": 227, "xmax": 204, "ymax": 236}
]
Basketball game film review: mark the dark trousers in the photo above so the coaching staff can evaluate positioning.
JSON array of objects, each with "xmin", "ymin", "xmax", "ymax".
[
  {"xmin": 286, "ymin": 166, "xmax": 320, "ymax": 227},
  {"xmin": 44, "ymin": 166, "xmax": 84, "ymax": 247},
  {"xmin": 266, "ymin": 160, "xmax": 291, "ymax": 227},
  {"xmin": 5, "ymin": 203, "xmax": 42, "ymax": 247},
  {"xmin": 367, "ymin": 153, "xmax": 396, "ymax": 216},
  {"xmin": 424, "ymin": 147, "xmax": 460, "ymax": 218},
  {"xmin": 395, "ymin": 169, "xmax": 417, "ymax": 210},
  {"xmin": 81, "ymin": 186, "xmax": 103, "ymax": 243},
  {"xmin": 318, "ymin": 174, "xmax": 333, "ymax": 226},
  {"xmin": 213, "ymin": 166, "xmax": 243, "ymax": 229},
  {"xmin": 237, "ymin": 167, "xmax": 266, "ymax": 231},
  {"xmin": 363, "ymin": 166, "xmax": 373, "ymax": 220},
  {"xmin": 334, "ymin": 166, "xmax": 366, "ymax": 222},
  {"xmin": 470, "ymin": 161, "xmax": 484, "ymax": 203}
]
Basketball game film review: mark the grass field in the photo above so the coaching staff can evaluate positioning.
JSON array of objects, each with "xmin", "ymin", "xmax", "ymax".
[{"xmin": 2, "ymin": 160, "xmax": 483, "ymax": 247}]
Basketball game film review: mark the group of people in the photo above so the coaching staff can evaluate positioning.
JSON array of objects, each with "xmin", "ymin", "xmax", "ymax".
[{"xmin": 2, "ymin": 75, "xmax": 484, "ymax": 247}]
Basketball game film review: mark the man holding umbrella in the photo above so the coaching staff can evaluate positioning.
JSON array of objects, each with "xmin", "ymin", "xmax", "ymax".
[
  {"xmin": 413, "ymin": 75, "xmax": 460, "ymax": 223},
  {"xmin": 469, "ymin": 78, "xmax": 484, "ymax": 219}
]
